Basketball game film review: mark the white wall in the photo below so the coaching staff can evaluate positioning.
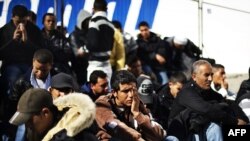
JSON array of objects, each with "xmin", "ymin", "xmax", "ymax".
[{"xmin": 148, "ymin": 0, "xmax": 250, "ymax": 74}]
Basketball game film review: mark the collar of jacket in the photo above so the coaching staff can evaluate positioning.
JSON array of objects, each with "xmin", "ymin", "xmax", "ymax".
[
  {"xmin": 92, "ymin": 11, "xmax": 107, "ymax": 18},
  {"xmin": 189, "ymin": 79, "xmax": 211, "ymax": 94},
  {"xmin": 42, "ymin": 93, "xmax": 96, "ymax": 141}
]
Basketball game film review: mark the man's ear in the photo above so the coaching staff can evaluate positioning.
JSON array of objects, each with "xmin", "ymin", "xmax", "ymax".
[
  {"xmin": 90, "ymin": 83, "xmax": 95, "ymax": 89},
  {"xmin": 41, "ymin": 107, "xmax": 51, "ymax": 117},
  {"xmin": 112, "ymin": 89, "xmax": 117, "ymax": 98},
  {"xmin": 48, "ymin": 87, "xmax": 52, "ymax": 92},
  {"xmin": 192, "ymin": 73, "xmax": 196, "ymax": 81}
]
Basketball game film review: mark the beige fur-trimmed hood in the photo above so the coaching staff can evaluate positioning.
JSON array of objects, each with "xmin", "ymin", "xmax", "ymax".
[{"xmin": 42, "ymin": 93, "xmax": 96, "ymax": 141}]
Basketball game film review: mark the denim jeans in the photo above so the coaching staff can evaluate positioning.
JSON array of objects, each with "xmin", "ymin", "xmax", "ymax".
[
  {"xmin": 15, "ymin": 124, "xmax": 25, "ymax": 141},
  {"xmin": 142, "ymin": 65, "xmax": 168, "ymax": 85},
  {"xmin": 1, "ymin": 64, "xmax": 29, "ymax": 99},
  {"xmin": 165, "ymin": 122, "xmax": 223, "ymax": 141},
  {"xmin": 193, "ymin": 122, "xmax": 223, "ymax": 141}
]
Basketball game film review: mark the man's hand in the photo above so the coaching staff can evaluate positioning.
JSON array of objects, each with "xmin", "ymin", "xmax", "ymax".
[
  {"xmin": 155, "ymin": 54, "xmax": 166, "ymax": 65},
  {"xmin": 13, "ymin": 23, "xmax": 27, "ymax": 42},
  {"xmin": 13, "ymin": 24, "xmax": 22, "ymax": 41},
  {"xmin": 19, "ymin": 23, "xmax": 27, "ymax": 42},
  {"xmin": 220, "ymin": 79, "xmax": 228, "ymax": 90},
  {"xmin": 131, "ymin": 89, "xmax": 140, "ymax": 118},
  {"xmin": 237, "ymin": 119, "xmax": 247, "ymax": 125}
]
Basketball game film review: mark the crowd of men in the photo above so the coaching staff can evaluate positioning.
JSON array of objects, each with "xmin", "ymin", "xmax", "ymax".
[{"xmin": 1, "ymin": 0, "xmax": 250, "ymax": 141}]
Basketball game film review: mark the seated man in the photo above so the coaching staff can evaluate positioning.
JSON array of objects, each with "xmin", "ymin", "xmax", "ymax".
[
  {"xmin": 167, "ymin": 60, "xmax": 249, "ymax": 141},
  {"xmin": 9, "ymin": 88, "xmax": 98, "ymax": 141},
  {"xmin": 211, "ymin": 64, "xmax": 236, "ymax": 100},
  {"xmin": 95, "ymin": 70, "xmax": 166, "ymax": 141},
  {"xmin": 81, "ymin": 70, "xmax": 109, "ymax": 102},
  {"xmin": 236, "ymin": 67, "xmax": 250, "ymax": 100},
  {"xmin": 49, "ymin": 72, "xmax": 76, "ymax": 100},
  {"xmin": 154, "ymin": 71, "xmax": 187, "ymax": 130}
]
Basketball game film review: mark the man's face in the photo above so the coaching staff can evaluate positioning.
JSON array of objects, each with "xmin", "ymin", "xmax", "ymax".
[
  {"xmin": 91, "ymin": 77, "xmax": 109, "ymax": 95},
  {"xmin": 169, "ymin": 82, "xmax": 183, "ymax": 98},
  {"xmin": 25, "ymin": 108, "xmax": 52, "ymax": 135},
  {"xmin": 212, "ymin": 68, "xmax": 226, "ymax": 85},
  {"xmin": 12, "ymin": 15, "xmax": 27, "ymax": 26},
  {"xmin": 43, "ymin": 15, "xmax": 56, "ymax": 31},
  {"xmin": 49, "ymin": 87, "xmax": 72, "ymax": 100},
  {"xmin": 114, "ymin": 82, "xmax": 137, "ymax": 107},
  {"xmin": 139, "ymin": 25, "xmax": 150, "ymax": 40},
  {"xmin": 128, "ymin": 60, "xmax": 142, "ymax": 77},
  {"xmin": 192, "ymin": 64, "xmax": 213, "ymax": 90},
  {"xmin": 32, "ymin": 60, "xmax": 52, "ymax": 80}
]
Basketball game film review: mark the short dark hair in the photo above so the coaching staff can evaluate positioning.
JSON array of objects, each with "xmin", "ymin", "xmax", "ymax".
[
  {"xmin": 212, "ymin": 64, "xmax": 224, "ymax": 69},
  {"xmin": 111, "ymin": 70, "xmax": 137, "ymax": 91},
  {"xmin": 138, "ymin": 21, "xmax": 149, "ymax": 28},
  {"xmin": 42, "ymin": 13, "xmax": 55, "ymax": 24},
  {"xmin": 12, "ymin": 5, "xmax": 28, "ymax": 18},
  {"xmin": 112, "ymin": 20, "xmax": 122, "ymax": 30},
  {"xmin": 27, "ymin": 10, "xmax": 37, "ymax": 22},
  {"xmin": 126, "ymin": 56, "xmax": 140, "ymax": 67},
  {"xmin": 94, "ymin": 0, "xmax": 107, "ymax": 11},
  {"xmin": 33, "ymin": 49, "xmax": 53, "ymax": 64},
  {"xmin": 169, "ymin": 72, "xmax": 187, "ymax": 84},
  {"xmin": 89, "ymin": 70, "xmax": 107, "ymax": 84}
]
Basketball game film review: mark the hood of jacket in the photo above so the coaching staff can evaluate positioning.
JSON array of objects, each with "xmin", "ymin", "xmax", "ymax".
[
  {"xmin": 42, "ymin": 93, "xmax": 96, "ymax": 141},
  {"xmin": 77, "ymin": 9, "xmax": 91, "ymax": 30}
]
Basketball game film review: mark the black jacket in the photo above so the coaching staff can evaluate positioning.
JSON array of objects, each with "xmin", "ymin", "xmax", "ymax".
[
  {"xmin": 168, "ymin": 80, "xmax": 249, "ymax": 140},
  {"xmin": 153, "ymin": 84, "xmax": 175, "ymax": 130},
  {"xmin": 42, "ymin": 29, "xmax": 73, "ymax": 74},
  {"xmin": 169, "ymin": 80, "xmax": 249, "ymax": 125},
  {"xmin": 137, "ymin": 32, "xmax": 168, "ymax": 71},
  {"xmin": 87, "ymin": 11, "xmax": 114, "ymax": 61},
  {"xmin": 236, "ymin": 79, "xmax": 250, "ymax": 100},
  {"xmin": 68, "ymin": 27, "xmax": 89, "ymax": 84},
  {"xmin": 0, "ymin": 20, "xmax": 44, "ymax": 69}
]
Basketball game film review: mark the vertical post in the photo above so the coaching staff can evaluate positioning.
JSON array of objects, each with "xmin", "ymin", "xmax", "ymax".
[
  {"xmin": 54, "ymin": 0, "xmax": 57, "ymax": 17},
  {"xmin": 61, "ymin": 0, "xmax": 64, "ymax": 29},
  {"xmin": 198, "ymin": 0, "xmax": 203, "ymax": 52}
]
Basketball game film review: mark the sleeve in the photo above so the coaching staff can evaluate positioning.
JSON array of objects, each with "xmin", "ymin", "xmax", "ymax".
[
  {"xmin": 95, "ymin": 97, "xmax": 141, "ymax": 141},
  {"xmin": 134, "ymin": 111, "xmax": 166, "ymax": 141},
  {"xmin": 179, "ymin": 89, "xmax": 238, "ymax": 124},
  {"xmin": 68, "ymin": 33, "xmax": 79, "ymax": 56},
  {"xmin": 110, "ymin": 29, "xmax": 125, "ymax": 70}
]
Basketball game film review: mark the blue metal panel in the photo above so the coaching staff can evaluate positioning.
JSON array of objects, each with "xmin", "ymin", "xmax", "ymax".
[{"xmin": 2, "ymin": 0, "xmax": 158, "ymax": 33}]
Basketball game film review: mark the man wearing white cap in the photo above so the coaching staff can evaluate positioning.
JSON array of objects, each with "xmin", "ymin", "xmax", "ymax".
[{"xmin": 164, "ymin": 36, "xmax": 202, "ymax": 80}]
